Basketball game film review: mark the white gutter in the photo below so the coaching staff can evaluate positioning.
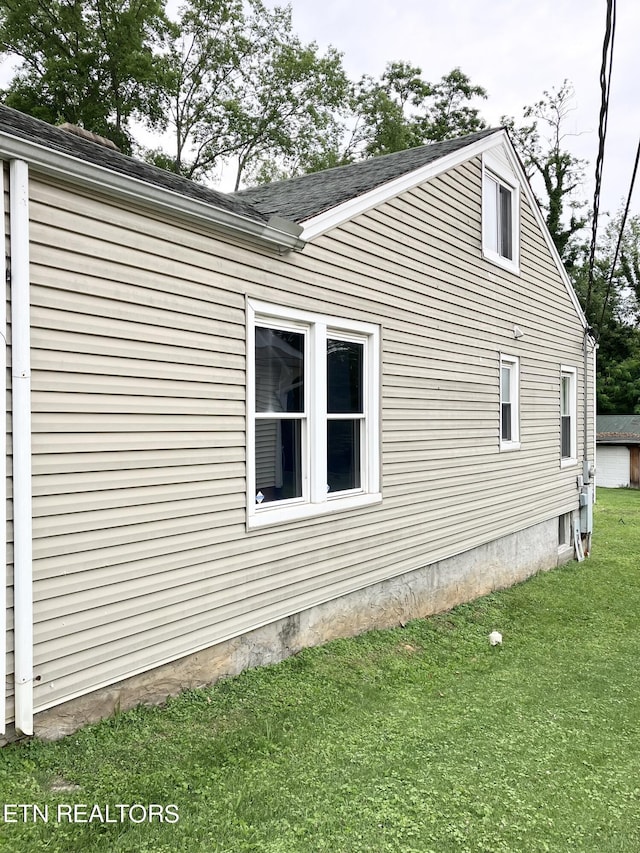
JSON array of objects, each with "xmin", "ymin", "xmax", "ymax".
[
  {"xmin": 0, "ymin": 164, "xmax": 6, "ymax": 735},
  {"xmin": 10, "ymin": 159, "xmax": 33, "ymax": 736},
  {"xmin": 0, "ymin": 133, "xmax": 305, "ymax": 253}
]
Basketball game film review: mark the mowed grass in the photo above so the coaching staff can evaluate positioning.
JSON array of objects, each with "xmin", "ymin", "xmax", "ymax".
[{"xmin": 1, "ymin": 488, "xmax": 640, "ymax": 853}]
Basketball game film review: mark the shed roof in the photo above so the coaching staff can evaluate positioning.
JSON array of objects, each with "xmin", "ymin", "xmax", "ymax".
[
  {"xmin": 234, "ymin": 128, "xmax": 501, "ymax": 222},
  {"xmin": 596, "ymin": 415, "xmax": 640, "ymax": 443}
]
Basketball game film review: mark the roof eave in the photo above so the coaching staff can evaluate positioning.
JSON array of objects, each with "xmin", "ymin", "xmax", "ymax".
[{"xmin": 0, "ymin": 131, "xmax": 306, "ymax": 253}]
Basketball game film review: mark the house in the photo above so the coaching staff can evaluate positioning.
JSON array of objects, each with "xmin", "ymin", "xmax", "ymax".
[
  {"xmin": 596, "ymin": 415, "xmax": 640, "ymax": 488},
  {"xmin": 0, "ymin": 104, "xmax": 596, "ymax": 742}
]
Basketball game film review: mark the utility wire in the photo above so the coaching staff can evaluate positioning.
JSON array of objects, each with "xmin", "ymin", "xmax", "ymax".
[
  {"xmin": 598, "ymin": 136, "xmax": 640, "ymax": 329},
  {"xmin": 586, "ymin": 0, "xmax": 616, "ymax": 322}
]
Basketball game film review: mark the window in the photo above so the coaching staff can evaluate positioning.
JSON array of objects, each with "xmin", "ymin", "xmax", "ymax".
[
  {"xmin": 248, "ymin": 300, "xmax": 381, "ymax": 527},
  {"xmin": 500, "ymin": 355, "xmax": 520, "ymax": 450},
  {"xmin": 558, "ymin": 513, "xmax": 571, "ymax": 547},
  {"xmin": 482, "ymin": 154, "xmax": 519, "ymax": 273},
  {"xmin": 560, "ymin": 366, "xmax": 577, "ymax": 464},
  {"xmin": 484, "ymin": 173, "xmax": 513, "ymax": 259}
]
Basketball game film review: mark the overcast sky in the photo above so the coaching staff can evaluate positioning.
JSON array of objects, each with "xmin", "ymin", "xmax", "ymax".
[{"xmin": 278, "ymin": 0, "xmax": 639, "ymax": 221}]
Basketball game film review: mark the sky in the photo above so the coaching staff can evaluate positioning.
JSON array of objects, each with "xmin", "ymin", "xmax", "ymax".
[{"xmin": 276, "ymin": 0, "xmax": 639, "ymax": 221}]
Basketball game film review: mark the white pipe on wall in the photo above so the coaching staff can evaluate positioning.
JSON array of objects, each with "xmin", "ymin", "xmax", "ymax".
[
  {"xmin": 10, "ymin": 159, "xmax": 33, "ymax": 737},
  {"xmin": 0, "ymin": 163, "xmax": 7, "ymax": 735}
]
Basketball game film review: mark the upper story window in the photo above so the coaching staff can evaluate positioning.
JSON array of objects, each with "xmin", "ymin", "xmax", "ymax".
[
  {"xmin": 247, "ymin": 300, "xmax": 381, "ymax": 528},
  {"xmin": 484, "ymin": 173, "xmax": 513, "ymax": 259},
  {"xmin": 500, "ymin": 354, "xmax": 520, "ymax": 451},
  {"xmin": 560, "ymin": 366, "xmax": 577, "ymax": 465},
  {"xmin": 482, "ymin": 152, "xmax": 520, "ymax": 274}
]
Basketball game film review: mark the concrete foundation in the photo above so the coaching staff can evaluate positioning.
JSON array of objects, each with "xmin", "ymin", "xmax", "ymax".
[{"xmin": 22, "ymin": 517, "xmax": 562, "ymax": 742}]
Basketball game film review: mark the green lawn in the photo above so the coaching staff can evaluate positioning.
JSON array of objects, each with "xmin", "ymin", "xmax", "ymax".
[{"xmin": 1, "ymin": 488, "xmax": 640, "ymax": 852}]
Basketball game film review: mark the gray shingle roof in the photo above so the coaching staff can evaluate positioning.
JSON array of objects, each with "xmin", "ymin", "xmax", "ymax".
[
  {"xmin": 0, "ymin": 105, "xmax": 501, "ymax": 228},
  {"xmin": 0, "ymin": 104, "xmax": 267, "ymax": 223},
  {"xmin": 597, "ymin": 415, "xmax": 640, "ymax": 443},
  {"xmin": 233, "ymin": 128, "xmax": 501, "ymax": 222}
]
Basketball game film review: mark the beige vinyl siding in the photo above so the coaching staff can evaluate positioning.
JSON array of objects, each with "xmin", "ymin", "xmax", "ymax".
[{"xmin": 24, "ymin": 151, "xmax": 592, "ymax": 717}]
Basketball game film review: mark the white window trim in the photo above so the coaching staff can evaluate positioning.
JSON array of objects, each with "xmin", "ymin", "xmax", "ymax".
[
  {"xmin": 247, "ymin": 299, "xmax": 381, "ymax": 529},
  {"xmin": 482, "ymin": 152, "xmax": 520, "ymax": 275},
  {"xmin": 560, "ymin": 365, "xmax": 578, "ymax": 467},
  {"xmin": 499, "ymin": 353, "xmax": 520, "ymax": 451}
]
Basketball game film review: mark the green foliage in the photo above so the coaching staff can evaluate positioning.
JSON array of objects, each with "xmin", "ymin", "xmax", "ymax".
[
  {"xmin": 571, "ymin": 211, "xmax": 640, "ymax": 414},
  {"xmin": 221, "ymin": 6, "xmax": 350, "ymax": 189},
  {"xmin": 0, "ymin": 2, "xmax": 485, "ymax": 185},
  {"xmin": 2, "ymin": 490, "xmax": 640, "ymax": 851},
  {"xmin": 617, "ymin": 216, "xmax": 640, "ymax": 325},
  {"xmin": 0, "ymin": 0, "xmax": 171, "ymax": 153},
  {"xmin": 353, "ymin": 62, "xmax": 487, "ymax": 157},
  {"xmin": 144, "ymin": 0, "xmax": 252, "ymax": 179},
  {"xmin": 144, "ymin": 0, "xmax": 350, "ymax": 187}
]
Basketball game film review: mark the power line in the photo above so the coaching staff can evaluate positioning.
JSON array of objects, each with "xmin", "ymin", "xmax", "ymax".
[
  {"xmin": 598, "ymin": 136, "xmax": 640, "ymax": 329},
  {"xmin": 586, "ymin": 0, "xmax": 616, "ymax": 322}
]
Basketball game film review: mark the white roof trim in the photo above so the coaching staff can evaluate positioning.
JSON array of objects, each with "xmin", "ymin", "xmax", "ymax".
[
  {"xmin": 301, "ymin": 128, "xmax": 588, "ymax": 330},
  {"xmin": 300, "ymin": 130, "xmax": 507, "ymax": 241},
  {"xmin": 0, "ymin": 131, "xmax": 305, "ymax": 253}
]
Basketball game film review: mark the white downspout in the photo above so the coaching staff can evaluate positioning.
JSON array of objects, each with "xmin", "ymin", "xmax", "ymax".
[
  {"xmin": 0, "ymin": 164, "xmax": 7, "ymax": 735},
  {"xmin": 10, "ymin": 159, "xmax": 33, "ymax": 736}
]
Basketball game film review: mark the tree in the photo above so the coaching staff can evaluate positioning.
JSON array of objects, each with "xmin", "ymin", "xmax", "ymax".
[
  {"xmin": 353, "ymin": 62, "xmax": 487, "ymax": 158},
  {"xmin": 144, "ymin": 0, "xmax": 252, "ymax": 180},
  {"xmin": 147, "ymin": 0, "xmax": 350, "ymax": 188},
  {"xmin": 423, "ymin": 68, "xmax": 491, "ymax": 142},
  {"xmin": 595, "ymin": 321, "xmax": 640, "ymax": 414},
  {"xmin": 571, "ymin": 211, "xmax": 640, "ymax": 414},
  {"xmin": 223, "ymin": 7, "xmax": 350, "ymax": 189},
  {"xmin": 0, "ymin": 0, "xmax": 170, "ymax": 153},
  {"xmin": 502, "ymin": 81, "xmax": 587, "ymax": 267},
  {"xmin": 617, "ymin": 216, "xmax": 640, "ymax": 326}
]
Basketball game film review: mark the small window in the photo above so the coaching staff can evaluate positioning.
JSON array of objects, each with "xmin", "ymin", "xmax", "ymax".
[
  {"xmin": 482, "ymin": 155, "xmax": 519, "ymax": 273},
  {"xmin": 560, "ymin": 366, "xmax": 577, "ymax": 465},
  {"xmin": 558, "ymin": 513, "xmax": 571, "ymax": 547},
  {"xmin": 484, "ymin": 174, "xmax": 513, "ymax": 260},
  {"xmin": 500, "ymin": 355, "xmax": 520, "ymax": 450},
  {"xmin": 248, "ymin": 300, "xmax": 381, "ymax": 528}
]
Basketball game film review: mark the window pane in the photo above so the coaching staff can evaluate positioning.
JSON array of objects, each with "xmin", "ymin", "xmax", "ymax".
[
  {"xmin": 561, "ymin": 375, "xmax": 571, "ymax": 415},
  {"xmin": 255, "ymin": 327, "xmax": 304, "ymax": 413},
  {"xmin": 499, "ymin": 184, "xmax": 513, "ymax": 259},
  {"xmin": 483, "ymin": 173, "xmax": 498, "ymax": 253},
  {"xmin": 327, "ymin": 420, "xmax": 361, "ymax": 492},
  {"xmin": 255, "ymin": 418, "xmax": 303, "ymax": 502},
  {"xmin": 501, "ymin": 402, "xmax": 512, "ymax": 441},
  {"xmin": 501, "ymin": 365, "xmax": 511, "ymax": 403},
  {"xmin": 327, "ymin": 339, "xmax": 363, "ymax": 413},
  {"xmin": 561, "ymin": 415, "xmax": 572, "ymax": 458}
]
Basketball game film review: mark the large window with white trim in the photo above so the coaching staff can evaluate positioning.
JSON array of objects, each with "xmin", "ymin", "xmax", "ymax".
[
  {"xmin": 500, "ymin": 354, "xmax": 520, "ymax": 450},
  {"xmin": 248, "ymin": 300, "xmax": 381, "ymax": 527}
]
